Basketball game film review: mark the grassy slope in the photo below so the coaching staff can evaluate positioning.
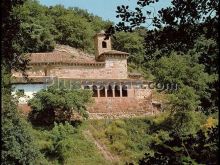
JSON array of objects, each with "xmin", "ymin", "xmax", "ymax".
[
  {"xmin": 30, "ymin": 111, "xmax": 212, "ymax": 165},
  {"xmin": 30, "ymin": 117, "xmax": 159, "ymax": 165},
  {"xmin": 88, "ymin": 116, "xmax": 164, "ymax": 165},
  {"xmin": 31, "ymin": 123, "xmax": 109, "ymax": 165}
]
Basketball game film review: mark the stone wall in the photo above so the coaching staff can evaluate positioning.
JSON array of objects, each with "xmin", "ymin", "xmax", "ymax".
[
  {"xmin": 88, "ymin": 93, "xmax": 153, "ymax": 114},
  {"xmin": 49, "ymin": 57, "xmax": 127, "ymax": 79},
  {"xmin": 13, "ymin": 56, "xmax": 128, "ymax": 80},
  {"xmin": 104, "ymin": 56, "xmax": 127, "ymax": 79}
]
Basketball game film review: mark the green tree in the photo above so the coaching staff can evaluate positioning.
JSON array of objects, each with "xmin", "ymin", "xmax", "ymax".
[
  {"xmin": 73, "ymin": 7, "xmax": 113, "ymax": 33},
  {"xmin": 47, "ymin": 122, "xmax": 77, "ymax": 163},
  {"xmin": 14, "ymin": 0, "xmax": 56, "ymax": 52},
  {"xmin": 2, "ymin": 94, "xmax": 46, "ymax": 164},
  {"xmin": 111, "ymin": 0, "xmax": 218, "ymax": 53},
  {"xmin": 110, "ymin": 0, "xmax": 219, "ymax": 114},
  {"xmin": 28, "ymin": 85, "xmax": 93, "ymax": 125},
  {"xmin": 153, "ymin": 53, "xmax": 211, "ymax": 94},
  {"xmin": 139, "ymin": 126, "xmax": 218, "ymax": 165},
  {"xmin": 112, "ymin": 31, "xmax": 145, "ymax": 67},
  {"xmin": 1, "ymin": 0, "xmax": 44, "ymax": 164},
  {"xmin": 152, "ymin": 53, "xmax": 213, "ymax": 115},
  {"xmin": 54, "ymin": 13, "xmax": 94, "ymax": 52},
  {"xmin": 48, "ymin": 5, "xmax": 113, "ymax": 53},
  {"xmin": 110, "ymin": 3, "xmax": 219, "ymax": 163},
  {"xmin": 14, "ymin": 1, "xmax": 113, "ymax": 53}
]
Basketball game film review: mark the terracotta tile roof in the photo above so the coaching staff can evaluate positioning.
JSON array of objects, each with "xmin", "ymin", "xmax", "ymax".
[
  {"xmin": 28, "ymin": 44, "xmax": 129, "ymax": 64},
  {"xmin": 101, "ymin": 50, "xmax": 129, "ymax": 55},
  {"xmin": 11, "ymin": 76, "xmax": 54, "ymax": 84},
  {"xmin": 28, "ymin": 45, "xmax": 104, "ymax": 65},
  {"xmin": 96, "ymin": 50, "xmax": 129, "ymax": 61}
]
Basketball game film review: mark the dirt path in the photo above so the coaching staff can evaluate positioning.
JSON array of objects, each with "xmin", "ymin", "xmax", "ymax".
[{"xmin": 83, "ymin": 130, "xmax": 119, "ymax": 163}]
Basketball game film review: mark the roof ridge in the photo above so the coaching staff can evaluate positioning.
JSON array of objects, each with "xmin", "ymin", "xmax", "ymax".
[{"xmin": 54, "ymin": 44, "xmax": 95, "ymax": 58}]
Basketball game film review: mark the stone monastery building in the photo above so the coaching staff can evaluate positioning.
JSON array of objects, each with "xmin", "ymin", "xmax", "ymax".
[{"xmin": 13, "ymin": 31, "xmax": 156, "ymax": 117}]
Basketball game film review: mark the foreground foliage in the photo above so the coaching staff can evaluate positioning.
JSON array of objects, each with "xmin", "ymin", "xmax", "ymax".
[
  {"xmin": 139, "ymin": 126, "xmax": 218, "ymax": 165},
  {"xmin": 1, "ymin": 91, "xmax": 45, "ymax": 165},
  {"xmin": 1, "ymin": 0, "xmax": 45, "ymax": 164}
]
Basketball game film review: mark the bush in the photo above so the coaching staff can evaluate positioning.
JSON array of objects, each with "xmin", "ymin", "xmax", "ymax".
[
  {"xmin": 28, "ymin": 85, "xmax": 92, "ymax": 126},
  {"xmin": 111, "ymin": 141, "xmax": 126, "ymax": 155},
  {"xmin": 46, "ymin": 122, "xmax": 77, "ymax": 163},
  {"xmin": 139, "ymin": 126, "xmax": 219, "ymax": 165},
  {"xmin": 105, "ymin": 121, "xmax": 128, "ymax": 144}
]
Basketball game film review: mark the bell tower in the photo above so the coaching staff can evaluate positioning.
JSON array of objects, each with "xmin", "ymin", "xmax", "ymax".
[{"xmin": 94, "ymin": 30, "xmax": 112, "ymax": 59}]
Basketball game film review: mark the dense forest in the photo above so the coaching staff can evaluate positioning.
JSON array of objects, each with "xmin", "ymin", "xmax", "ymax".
[{"xmin": 2, "ymin": 0, "xmax": 218, "ymax": 164}]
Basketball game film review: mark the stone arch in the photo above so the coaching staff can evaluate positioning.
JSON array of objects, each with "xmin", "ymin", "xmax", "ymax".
[
  {"xmin": 122, "ymin": 85, "xmax": 128, "ymax": 97},
  {"xmin": 107, "ymin": 85, "xmax": 113, "ymax": 97},
  {"xmin": 102, "ymin": 41, "xmax": 107, "ymax": 48},
  {"xmin": 99, "ymin": 85, "xmax": 105, "ymax": 97},
  {"xmin": 115, "ymin": 85, "xmax": 121, "ymax": 97},
  {"xmin": 92, "ymin": 85, "xmax": 98, "ymax": 97}
]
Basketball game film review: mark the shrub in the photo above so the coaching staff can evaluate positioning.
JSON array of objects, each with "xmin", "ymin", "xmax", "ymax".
[
  {"xmin": 47, "ymin": 122, "xmax": 77, "ymax": 163},
  {"xmin": 28, "ymin": 85, "xmax": 92, "ymax": 126},
  {"xmin": 111, "ymin": 141, "xmax": 126, "ymax": 155},
  {"xmin": 105, "ymin": 121, "xmax": 128, "ymax": 144}
]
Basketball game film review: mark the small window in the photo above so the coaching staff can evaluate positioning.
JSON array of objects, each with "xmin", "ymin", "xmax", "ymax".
[{"xmin": 102, "ymin": 41, "xmax": 107, "ymax": 48}]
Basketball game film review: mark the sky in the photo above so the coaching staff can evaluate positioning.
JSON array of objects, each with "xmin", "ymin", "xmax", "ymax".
[{"xmin": 39, "ymin": 0, "xmax": 171, "ymax": 28}]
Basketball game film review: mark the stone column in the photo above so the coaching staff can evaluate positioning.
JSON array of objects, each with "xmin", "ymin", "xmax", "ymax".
[
  {"xmin": 97, "ymin": 85, "xmax": 100, "ymax": 97},
  {"xmin": 119, "ymin": 85, "xmax": 122, "ymax": 97},
  {"xmin": 105, "ymin": 85, "xmax": 108, "ymax": 97},
  {"xmin": 112, "ymin": 85, "xmax": 115, "ymax": 97}
]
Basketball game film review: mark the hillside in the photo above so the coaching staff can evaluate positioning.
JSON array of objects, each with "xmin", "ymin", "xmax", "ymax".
[
  {"xmin": 15, "ymin": 0, "xmax": 112, "ymax": 53},
  {"xmin": 2, "ymin": 0, "xmax": 218, "ymax": 164}
]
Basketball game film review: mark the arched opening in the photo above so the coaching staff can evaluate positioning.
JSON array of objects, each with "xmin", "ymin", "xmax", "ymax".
[
  {"xmin": 99, "ymin": 85, "xmax": 105, "ymax": 97},
  {"xmin": 115, "ymin": 85, "xmax": 121, "ymax": 97},
  {"xmin": 122, "ymin": 85, "xmax": 128, "ymax": 97},
  {"xmin": 102, "ymin": 41, "xmax": 107, "ymax": 48},
  {"xmin": 107, "ymin": 85, "xmax": 113, "ymax": 97},
  {"xmin": 92, "ymin": 85, "xmax": 98, "ymax": 97}
]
